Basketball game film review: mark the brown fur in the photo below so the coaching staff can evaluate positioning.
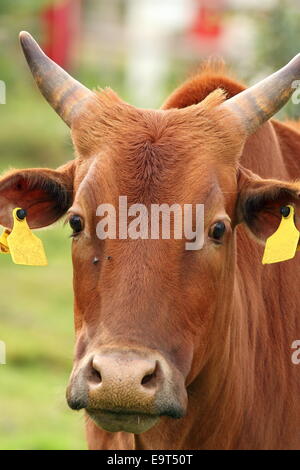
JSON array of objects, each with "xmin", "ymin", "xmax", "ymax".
[{"xmin": 1, "ymin": 65, "xmax": 300, "ymax": 449}]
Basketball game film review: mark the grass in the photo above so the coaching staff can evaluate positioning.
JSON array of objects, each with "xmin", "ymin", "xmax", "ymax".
[{"xmin": 0, "ymin": 224, "xmax": 87, "ymax": 450}]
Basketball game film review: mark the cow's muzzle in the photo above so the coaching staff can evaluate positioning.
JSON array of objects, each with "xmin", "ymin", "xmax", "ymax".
[{"xmin": 66, "ymin": 347, "xmax": 187, "ymax": 434}]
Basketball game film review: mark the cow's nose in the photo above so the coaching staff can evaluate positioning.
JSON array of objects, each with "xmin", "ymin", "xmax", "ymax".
[
  {"xmin": 91, "ymin": 354, "xmax": 158, "ymax": 390},
  {"xmin": 85, "ymin": 350, "xmax": 163, "ymax": 412},
  {"xmin": 89, "ymin": 352, "xmax": 159, "ymax": 399}
]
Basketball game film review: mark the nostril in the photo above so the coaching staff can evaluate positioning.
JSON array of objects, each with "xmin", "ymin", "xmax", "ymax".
[
  {"xmin": 91, "ymin": 369, "xmax": 102, "ymax": 384},
  {"xmin": 141, "ymin": 372, "xmax": 156, "ymax": 386},
  {"xmin": 141, "ymin": 361, "xmax": 159, "ymax": 388},
  {"xmin": 88, "ymin": 364, "xmax": 102, "ymax": 385}
]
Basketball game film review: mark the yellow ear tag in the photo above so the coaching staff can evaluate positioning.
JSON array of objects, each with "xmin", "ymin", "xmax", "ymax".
[
  {"xmin": 262, "ymin": 205, "xmax": 299, "ymax": 265},
  {"xmin": 7, "ymin": 208, "xmax": 48, "ymax": 266},
  {"xmin": 0, "ymin": 229, "xmax": 11, "ymax": 254}
]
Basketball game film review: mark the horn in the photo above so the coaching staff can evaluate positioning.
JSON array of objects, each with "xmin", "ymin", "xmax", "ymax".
[
  {"xmin": 19, "ymin": 31, "xmax": 92, "ymax": 126},
  {"xmin": 220, "ymin": 53, "xmax": 300, "ymax": 135}
]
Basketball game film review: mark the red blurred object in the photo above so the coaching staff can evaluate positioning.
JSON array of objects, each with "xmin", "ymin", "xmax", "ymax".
[
  {"xmin": 190, "ymin": 3, "xmax": 223, "ymax": 40},
  {"xmin": 41, "ymin": 0, "xmax": 81, "ymax": 69}
]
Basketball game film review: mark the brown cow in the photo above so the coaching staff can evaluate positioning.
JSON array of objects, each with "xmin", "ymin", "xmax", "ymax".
[{"xmin": 1, "ymin": 31, "xmax": 300, "ymax": 449}]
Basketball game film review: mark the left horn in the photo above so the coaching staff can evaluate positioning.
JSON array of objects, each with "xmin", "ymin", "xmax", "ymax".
[
  {"xmin": 19, "ymin": 31, "xmax": 92, "ymax": 127},
  {"xmin": 220, "ymin": 53, "xmax": 300, "ymax": 135}
]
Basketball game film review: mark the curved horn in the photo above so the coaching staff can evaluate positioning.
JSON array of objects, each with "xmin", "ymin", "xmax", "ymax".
[
  {"xmin": 220, "ymin": 54, "xmax": 300, "ymax": 136},
  {"xmin": 19, "ymin": 31, "xmax": 92, "ymax": 127}
]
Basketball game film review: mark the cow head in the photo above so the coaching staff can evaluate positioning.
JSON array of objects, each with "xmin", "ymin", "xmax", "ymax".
[{"xmin": 1, "ymin": 32, "xmax": 300, "ymax": 434}]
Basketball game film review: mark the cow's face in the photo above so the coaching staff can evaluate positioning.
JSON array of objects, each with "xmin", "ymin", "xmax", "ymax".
[
  {"xmin": 2, "ymin": 32, "xmax": 300, "ymax": 434},
  {"xmin": 66, "ymin": 92, "xmax": 242, "ymax": 433}
]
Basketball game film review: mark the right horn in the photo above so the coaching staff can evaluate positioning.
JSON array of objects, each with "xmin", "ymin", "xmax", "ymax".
[
  {"xmin": 19, "ymin": 31, "xmax": 92, "ymax": 127},
  {"xmin": 220, "ymin": 54, "xmax": 300, "ymax": 136}
]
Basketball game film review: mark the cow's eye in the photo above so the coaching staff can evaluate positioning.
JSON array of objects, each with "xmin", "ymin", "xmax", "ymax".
[
  {"xmin": 209, "ymin": 221, "xmax": 226, "ymax": 242},
  {"xmin": 69, "ymin": 215, "xmax": 83, "ymax": 235}
]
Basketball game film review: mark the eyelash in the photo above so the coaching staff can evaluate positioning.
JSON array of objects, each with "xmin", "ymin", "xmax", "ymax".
[
  {"xmin": 208, "ymin": 221, "xmax": 227, "ymax": 244},
  {"xmin": 64, "ymin": 214, "xmax": 84, "ymax": 238},
  {"xmin": 69, "ymin": 231, "xmax": 79, "ymax": 239}
]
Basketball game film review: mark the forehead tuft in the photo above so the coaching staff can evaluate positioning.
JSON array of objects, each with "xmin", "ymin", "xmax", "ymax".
[
  {"xmin": 72, "ymin": 87, "xmax": 229, "ymax": 157},
  {"xmin": 71, "ymin": 87, "xmax": 239, "ymax": 205}
]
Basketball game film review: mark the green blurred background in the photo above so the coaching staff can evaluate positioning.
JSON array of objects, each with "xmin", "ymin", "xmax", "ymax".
[{"xmin": 0, "ymin": 0, "xmax": 300, "ymax": 450}]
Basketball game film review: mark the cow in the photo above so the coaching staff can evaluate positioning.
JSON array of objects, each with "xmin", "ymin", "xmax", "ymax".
[{"xmin": 1, "ymin": 31, "xmax": 300, "ymax": 449}]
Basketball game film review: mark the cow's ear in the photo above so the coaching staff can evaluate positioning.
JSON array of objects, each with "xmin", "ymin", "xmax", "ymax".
[
  {"xmin": 237, "ymin": 166, "xmax": 300, "ymax": 242},
  {"xmin": 0, "ymin": 160, "xmax": 74, "ymax": 229}
]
